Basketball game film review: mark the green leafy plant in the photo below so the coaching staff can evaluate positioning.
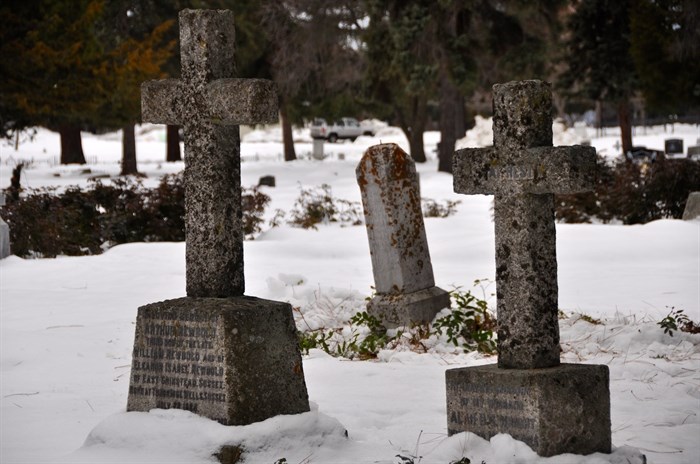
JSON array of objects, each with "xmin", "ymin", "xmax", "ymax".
[
  {"xmin": 349, "ymin": 311, "xmax": 393, "ymax": 360},
  {"xmin": 298, "ymin": 330, "xmax": 334, "ymax": 355},
  {"xmin": 296, "ymin": 311, "xmax": 398, "ymax": 360},
  {"xmin": 658, "ymin": 307, "xmax": 700, "ymax": 336},
  {"xmin": 433, "ymin": 289, "xmax": 497, "ymax": 354}
]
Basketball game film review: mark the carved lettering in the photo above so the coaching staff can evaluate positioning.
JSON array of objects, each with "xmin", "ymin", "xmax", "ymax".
[
  {"xmin": 130, "ymin": 316, "xmax": 227, "ymax": 412},
  {"xmin": 486, "ymin": 165, "xmax": 540, "ymax": 181},
  {"xmin": 448, "ymin": 383, "xmax": 538, "ymax": 446}
]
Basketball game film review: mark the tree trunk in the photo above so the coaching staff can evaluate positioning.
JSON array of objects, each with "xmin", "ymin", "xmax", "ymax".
[
  {"xmin": 455, "ymin": 95, "xmax": 467, "ymax": 139},
  {"xmin": 407, "ymin": 97, "xmax": 428, "ymax": 163},
  {"xmin": 58, "ymin": 126, "xmax": 86, "ymax": 164},
  {"xmin": 120, "ymin": 124, "xmax": 139, "ymax": 175},
  {"xmin": 166, "ymin": 125, "xmax": 181, "ymax": 162},
  {"xmin": 595, "ymin": 100, "xmax": 603, "ymax": 137},
  {"xmin": 280, "ymin": 102, "xmax": 296, "ymax": 161},
  {"xmin": 407, "ymin": 130, "xmax": 426, "ymax": 163},
  {"xmin": 617, "ymin": 99, "xmax": 633, "ymax": 155},
  {"xmin": 438, "ymin": 74, "xmax": 460, "ymax": 173}
]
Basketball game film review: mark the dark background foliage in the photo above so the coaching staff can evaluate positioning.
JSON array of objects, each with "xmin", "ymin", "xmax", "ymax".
[{"xmin": 0, "ymin": 175, "xmax": 270, "ymax": 258}]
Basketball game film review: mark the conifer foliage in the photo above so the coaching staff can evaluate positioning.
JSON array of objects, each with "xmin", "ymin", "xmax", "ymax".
[{"xmin": 0, "ymin": 1, "xmax": 175, "ymax": 166}]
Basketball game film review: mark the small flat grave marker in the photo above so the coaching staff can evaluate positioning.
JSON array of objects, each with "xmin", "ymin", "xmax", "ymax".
[
  {"xmin": 126, "ymin": 9, "xmax": 309, "ymax": 426},
  {"xmin": 664, "ymin": 138, "xmax": 683, "ymax": 155},
  {"xmin": 446, "ymin": 80, "xmax": 610, "ymax": 456}
]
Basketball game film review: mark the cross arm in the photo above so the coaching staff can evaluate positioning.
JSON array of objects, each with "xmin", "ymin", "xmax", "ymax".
[
  {"xmin": 207, "ymin": 79, "xmax": 279, "ymax": 125},
  {"xmin": 454, "ymin": 145, "xmax": 596, "ymax": 195},
  {"xmin": 141, "ymin": 79, "xmax": 184, "ymax": 125}
]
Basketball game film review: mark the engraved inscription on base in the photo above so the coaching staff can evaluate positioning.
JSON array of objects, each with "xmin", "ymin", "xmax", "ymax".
[
  {"xmin": 448, "ymin": 383, "xmax": 538, "ymax": 447},
  {"xmin": 128, "ymin": 313, "xmax": 227, "ymax": 421}
]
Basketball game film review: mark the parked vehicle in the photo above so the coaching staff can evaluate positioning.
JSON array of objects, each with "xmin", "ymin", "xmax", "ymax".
[{"xmin": 310, "ymin": 117, "xmax": 374, "ymax": 142}]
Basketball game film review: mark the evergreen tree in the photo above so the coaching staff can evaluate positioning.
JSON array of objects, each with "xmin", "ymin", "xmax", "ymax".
[
  {"xmin": 1, "ymin": 1, "xmax": 174, "ymax": 166},
  {"xmin": 96, "ymin": 2, "xmax": 175, "ymax": 175},
  {"xmin": 433, "ymin": 1, "xmax": 563, "ymax": 172},
  {"xmin": 261, "ymin": 0, "xmax": 365, "ymax": 161},
  {"xmin": 1, "ymin": 1, "xmax": 110, "ymax": 163},
  {"xmin": 560, "ymin": 0, "xmax": 637, "ymax": 155},
  {"xmin": 363, "ymin": 0, "xmax": 439, "ymax": 163},
  {"xmin": 629, "ymin": 0, "xmax": 700, "ymax": 117}
]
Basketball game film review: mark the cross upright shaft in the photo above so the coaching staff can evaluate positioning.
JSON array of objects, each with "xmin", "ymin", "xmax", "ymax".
[
  {"xmin": 454, "ymin": 80, "xmax": 595, "ymax": 369},
  {"xmin": 140, "ymin": 10, "xmax": 278, "ymax": 298}
]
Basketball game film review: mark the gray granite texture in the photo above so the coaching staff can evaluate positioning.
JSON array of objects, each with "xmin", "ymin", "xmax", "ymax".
[
  {"xmin": 0, "ymin": 216, "xmax": 10, "ymax": 259},
  {"xmin": 446, "ymin": 363, "xmax": 611, "ymax": 457},
  {"xmin": 357, "ymin": 143, "xmax": 450, "ymax": 326},
  {"xmin": 140, "ymin": 9, "xmax": 278, "ymax": 298},
  {"xmin": 682, "ymin": 192, "xmax": 700, "ymax": 220},
  {"xmin": 453, "ymin": 80, "xmax": 596, "ymax": 369},
  {"xmin": 0, "ymin": 193, "xmax": 8, "ymax": 259},
  {"xmin": 131, "ymin": 9, "xmax": 309, "ymax": 426},
  {"xmin": 127, "ymin": 296, "xmax": 310, "ymax": 425},
  {"xmin": 448, "ymin": 80, "xmax": 609, "ymax": 457}
]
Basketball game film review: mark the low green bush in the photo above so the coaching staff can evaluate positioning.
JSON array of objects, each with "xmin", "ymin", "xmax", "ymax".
[
  {"xmin": 556, "ymin": 157, "xmax": 700, "ymax": 224},
  {"xmin": 1, "ymin": 173, "xmax": 270, "ymax": 258}
]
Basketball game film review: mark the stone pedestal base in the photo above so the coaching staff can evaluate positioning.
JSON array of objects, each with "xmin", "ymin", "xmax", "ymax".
[
  {"xmin": 0, "ymin": 217, "xmax": 10, "ymax": 259},
  {"xmin": 682, "ymin": 191, "xmax": 700, "ymax": 220},
  {"xmin": 127, "ymin": 296, "xmax": 310, "ymax": 425},
  {"xmin": 368, "ymin": 286, "xmax": 450, "ymax": 327},
  {"xmin": 446, "ymin": 363, "xmax": 610, "ymax": 457}
]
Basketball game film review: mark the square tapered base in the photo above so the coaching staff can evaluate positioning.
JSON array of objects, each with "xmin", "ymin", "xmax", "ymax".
[
  {"xmin": 127, "ymin": 296, "xmax": 310, "ymax": 425},
  {"xmin": 446, "ymin": 363, "xmax": 610, "ymax": 457}
]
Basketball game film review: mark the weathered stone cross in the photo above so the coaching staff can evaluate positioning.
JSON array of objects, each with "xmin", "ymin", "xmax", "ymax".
[
  {"xmin": 141, "ymin": 9, "xmax": 277, "ymax": 298},
  {"xmin": 447, "ymin": 81, "xmax": 609, "ymax": 456},
  {"xmin": 453, "ymin": 80, "xmax": 596, "ymax": 369},
  {"xmin": 129, "ymin": 10, "xmax": 309, "ymax": 426}
]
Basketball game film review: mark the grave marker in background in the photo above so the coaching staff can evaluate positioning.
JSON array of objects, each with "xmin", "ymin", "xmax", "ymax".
[
  {"xmin": 356, "ymin": 143, "xmax": 450, "ymax": 326},
  {"xmin": 664, "ymin": 138, "xmax": 683, "ymax": 155},
  {"xmin": 127, "ymin": 9, "xmax": 309, "ymax": 426},
  {"xmin": 0, "ymin": 192, "xmax": 10, "ymax": 259},
  {"xmin": 446, "ymin": 80, "xmax": 610, "ymax": 456}
]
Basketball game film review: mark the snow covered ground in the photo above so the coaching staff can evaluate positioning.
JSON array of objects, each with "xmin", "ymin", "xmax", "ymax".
[{"xmin": 1, "ymin": 122, "xmax": 699, "ymax": 464}]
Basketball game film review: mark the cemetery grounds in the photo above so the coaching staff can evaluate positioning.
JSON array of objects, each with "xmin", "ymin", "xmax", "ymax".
[{"xmin": 0, "ymin": 121, "xmax": 698, "ymax": 463}]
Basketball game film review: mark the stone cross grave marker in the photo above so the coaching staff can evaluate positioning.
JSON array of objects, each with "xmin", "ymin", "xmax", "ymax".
[
  {"xmin": 445, "ymin": 80, "xmax": 611, "ymax": 456},
  {"xmin": 356, "ymin": 144, "xmax": 450, "ymax": 326},
  {"xmin": 127, "ymin": 9, "xmax": 309, "ymax": 426}
]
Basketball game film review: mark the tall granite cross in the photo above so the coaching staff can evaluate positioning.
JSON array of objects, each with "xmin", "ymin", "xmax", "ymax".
[
  {"xmin": 453, "ymin": 80, "xmax": 594, "ymax": 369},
  {"xmin": 446, "ymin": 80, "xmax": 611, "ymax": 456},
  {"xmin": 127, "ymin": 9, "xmax": 309, "ymax": 427},
  {"xmin": 141, "ymin": 9, "xmax": 277, "ymax": 297}
]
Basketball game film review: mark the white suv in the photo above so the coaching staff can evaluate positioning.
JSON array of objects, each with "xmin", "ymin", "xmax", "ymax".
[{"xmin": 310, "ymin": 117, "xmax": 372, "ymax": 142}]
